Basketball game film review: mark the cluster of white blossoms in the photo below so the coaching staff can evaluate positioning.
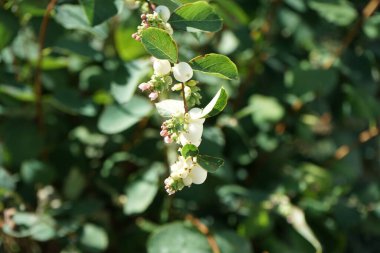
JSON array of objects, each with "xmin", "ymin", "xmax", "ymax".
[
  {"xmin": 132, "ymin": 5, "xmax": 173, "ymax": 41},
  {"xmin": 134, "ymin": 4, "xmax": 225, "ymax": 195},
  {"xmin": 164, "ymin": 156, "xmax": 207, "ymax": 195},
  {"xmin": 139, "ymin": 57, "xmax": 202, "ymax": 107}
]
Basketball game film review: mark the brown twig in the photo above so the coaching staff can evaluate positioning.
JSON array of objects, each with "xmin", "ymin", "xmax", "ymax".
[
  {"xmin": 181, "ymin": 83, "xmax": 188, "ymax": 113},
  {"xmin": 323, "ymin": 0, "xmax": 380, "ymax": 69},
  {"xmin": 334, "ymin": 125, "xmax": 379, "ymax": 160},
  {"xmin": 145, "ymin": 0, "xmax": 155, "ymax": 12},
  {"xmin": 186, "ymin": 215, "xmax": 220, "ymax": 253},
  {"xmin": 34, "ymin": 0, "xmax": 58, "ymax": 130}
]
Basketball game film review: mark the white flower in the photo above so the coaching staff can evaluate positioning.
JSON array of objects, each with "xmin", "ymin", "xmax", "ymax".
[
  {"xmin": 153, "ymin": 58, "xmax": 171, "ymax": 76},
  {"xmin": 165, "ymin": 23, "xmax": 173, "ymax": 35},
  {"xmin": 184, "ymin": 86, "xmax": 191, "ymax": 98},
  {"xmin": 155, "ymin": 5, "xmax": 171, "ymax": 22},
  {"xmin": 168, "ymin": 155, "xmax": 208, "ymax": 188},
  {"xmin": 188, "ymin": 165, "xmax": 207, "ymax": 184},
  {"xmin": 172, "ymin": 62, "xmax": 193, "ymax": 83},
  {"xmin": 179, "ymin": 108, "xmax": 205, "ymax": 147}
]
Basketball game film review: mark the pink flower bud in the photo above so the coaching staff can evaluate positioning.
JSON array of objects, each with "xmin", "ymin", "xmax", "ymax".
[
  {"xmin": 149, "ymin": 92, "xmax": 159, "ymax": 100},
  {"xmin": 138, "ymin": 82, "xmax": 152, "ymax": 91},
  {"xmin": 164, "ymin": 136, "xmax": 172, "ymax": 144},
  {"xmin": 141, "ymin": 14, "xmax": 147, "ymax": 20},
  {"xmin": 131, "ymin": 33, "xmax": 137, "ymax": 39},
  {"xmin": 160, "ymin": 129, "xmax": 168, "ymax": 137}
]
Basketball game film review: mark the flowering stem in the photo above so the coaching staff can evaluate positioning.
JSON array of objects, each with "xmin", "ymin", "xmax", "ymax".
[{"xmin": 181, "ymin": 82, "xmax": 188, "ymax": 113}]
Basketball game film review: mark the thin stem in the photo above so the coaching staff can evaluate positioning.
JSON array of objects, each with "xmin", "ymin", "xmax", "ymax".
[
  {"xmin": 186, "ymin": 215, "xmax": 220, "ymax": 253},
  {"xmin": 323, "ymin": 0, "xmax": 380, "ymax": 69},
  {"xmin": 181, "ymin": 83, "xmax": 188, "ymax": 113},
  {"xmin": 145, "ymin": 0, "xmax": 154, "ymax": 12},
  {"xmin": 34, "ymin": 0, "xmax": 58, "ymax": 131}
]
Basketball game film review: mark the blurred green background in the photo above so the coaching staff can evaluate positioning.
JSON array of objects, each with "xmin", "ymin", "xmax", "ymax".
[{"xmin": 1, "ymin": 0, "xmax": 380, "ymax": 252}]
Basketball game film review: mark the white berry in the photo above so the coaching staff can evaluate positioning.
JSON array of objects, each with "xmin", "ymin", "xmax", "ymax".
[
  {"xmin": 172, "ymin": 62, "xmax": 193, "ymax": 83},
  {"xmin": 189, "ymin": 165, "xmax": 207, "ymax": 184},
  {"xmin": 155, "ymin": 5, "xmax": 171, "ymax": 22},
  {"xmin": 153, "ymin": 59, "xmax": 171, "ymax": 76}
]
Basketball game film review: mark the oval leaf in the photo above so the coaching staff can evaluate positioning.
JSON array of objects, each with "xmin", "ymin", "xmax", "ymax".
[
  {"xmin": 98, "ymin": 97, "xmax": 152, "ymax": 134},
  {"xmin": 197, "ymin": 155, "xmax": 224, "ymax": 173},
  {"xmin": 169, "ymin": 1, "xmax": 223, "ymax": 32},
  {"xmin": 0, "ymin": 10, "xmax": 19, "ymax": 50},
  {"xmin": 148, "ymin": 222, "xmax": 211, "ymax": 253},
  {"xmin": 141, "ymin": 27, "xmax": 178, "ymax": 63},
  {"xmin": 124, "ymin": 163, "xmax": 164, "ymax": 215},
  {"xmin": 80, "ymin": 223, "xmax": 109, "ymax": 251},
  {"xmin": 190, "ymin": 53, "xmax": 238, "ymax": 80},
  {"xmin": 155, "ymin": 99, "xmax": 185, "ymax": 117},
  {"xmin": 200, "ymin": 87, "xmax": 228, "ymax": 118},
  {"xmin": 181, "ymin": 144, "xmax": 199, "ymax": 158}
]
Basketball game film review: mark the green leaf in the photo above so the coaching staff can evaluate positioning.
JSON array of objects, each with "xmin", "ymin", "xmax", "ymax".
[
  {"xmin": 153, "ymin": 0, "xmax": 181, "ymax": 11},
  {"xmin": 9, "ymin": 213, "xmax": 56, "ymax": 241},
  {"xmin": 111, "ymin": 61, "xmax": 152, "ymax": 104},
  {"xmin": 200, "ymin": 87, "xmax": 228, "ymax": 118},
  {"xmin": 29, "ymin": 215, "xmax": 56, "ymax": 242},
  {"xmin": 190, "ymin": 53, "xmax": 238, "ymax": 80},
  {"xmin": 213, "ymin": 0, "xmax": 249, "ymax": 27},
  {"xmin": 21, "ymin": 160, "xmax": 55, "ymax": 185},
  {"xmin": 309, "ymin": 0, "xmax": 357, "ymax": 26},
  {"xmin": 79, "ymin": 0, "xmax": 95, "ymax": 25},
  {"xmin": 54, "ymin": 5, "xmax": 109, "ymax": 39},
  {"xmin": 98, "ymin": 96, "xmax": 153, "ymax": 134},
  {"xmin": 124, "ymin": 163, "xmax": 164, "ymax": 215},
  {"xmin": 80, "ymin": 223, "xmax": 109, "ymax": 251},
  {"xmin": 115, "ymin": 26, "xmax": 146, "ymax": 61},
  {"xmin": 214, "ymin": 229, "xmax": 253, "ymax": 253},
  {"xmin": 364, "ymin": 14, "xmax": 380, "ymax": 39},
  {"xmin": 0, "ymin": 167, "xmax": 16, "ymax": 190},
  {"xmin": 0, "ymin": 85, "xmax": 34, "ymax": 102},
  {"xmin": 170, "ymin": 1, "xmax": 223, "ymax": 32},
  {"xmin": 197, "ymin": 154, "xmax": 224, "ymax": 173},
  {"xmin": 155, "ymin": 99, "xmax": 185, "ymax": 117},
  {"xmin": 148, "ymin": 222, "xmax": 212, "ymax": 253},
  {"xmin": 141, "ymin": 27, "xmax": 178, "ymax": 63},
  {"xmin": 79, "ymin": 0, "xmax": 123, "ymax": 26},
  {"xmin": 237, "ymin": 95, "xmax": 284, "ymax": 129},
  {"xmin": 286, "ymin": 206, "xmax": 322, "ymax": 253},
  {"xmin": 181, "ymin": 144, "xmax": 199, "ymax": 158},
  {"xmin": 285, "ymin": 66, "xmax": 338, "ymax": 96},
  {"xmin": 0, "ymin": 9, "xmax": 19, "ymax": 50},
  {"xmin": 63, "ymin": 168, "xmax": 87, "ymax": 200}
]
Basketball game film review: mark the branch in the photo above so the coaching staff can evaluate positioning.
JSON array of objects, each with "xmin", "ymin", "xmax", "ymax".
[
  {"xmin": 323, "ymin": 0, "xmax": 380, "ymax": 69},
  {"xmin": 186, "ymin": 215, "xmax": 220, "ymax": 253},
  {"xmin": 34, "ymin": 0, "xmax": 58, "ymax": 130},
  {"xmin": 334, "ymin": 125, "xmax": 379, "ymax": 160}
]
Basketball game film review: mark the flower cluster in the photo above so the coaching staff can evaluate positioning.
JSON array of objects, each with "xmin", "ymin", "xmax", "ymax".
[
  {"xmin": 159, "ymin": 107, "xmax": 205, "ymax": 146},
  {"xmin": 164, "ymin": 156, "xmax": 207, "ymax": 195},
  {"xmin": 138, "ymin": 57, "xmax": 202, "ymax": 103},
  {"xmin": 133, "ymin": 4, "xmax": 225, "ymax": 195},
  {"xmin": 132, "ymin": 5, "xmax": 173, "ymax": 41}
]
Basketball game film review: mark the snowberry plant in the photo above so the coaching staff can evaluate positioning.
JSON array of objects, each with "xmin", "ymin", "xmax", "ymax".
[{"xmin": 132, "ymin": 1, "xmax": 238, "ymax": 195}]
